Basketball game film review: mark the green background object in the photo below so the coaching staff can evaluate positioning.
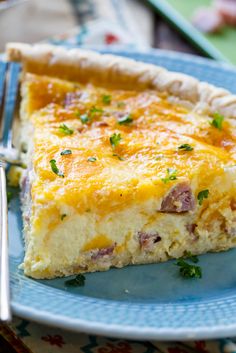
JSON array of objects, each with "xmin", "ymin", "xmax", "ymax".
[{"xmin": 147, "ymin": 0, "xmax": 236, "ymax": 65}]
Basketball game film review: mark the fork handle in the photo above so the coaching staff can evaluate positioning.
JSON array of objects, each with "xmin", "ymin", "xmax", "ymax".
[{"xmin": 0, "ymin": 165, "xmax": 11, "ymax": 321}]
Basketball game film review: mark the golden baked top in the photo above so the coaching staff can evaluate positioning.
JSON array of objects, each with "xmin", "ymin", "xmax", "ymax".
[{"xmin": 22, "ymin": 73, "xmax": 236, "ymax": 216}]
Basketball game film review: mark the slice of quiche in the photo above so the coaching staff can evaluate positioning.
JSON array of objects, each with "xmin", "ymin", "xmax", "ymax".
[{"xmin": 7, "ymin": 43, "xmax": 236, "ymax": 279}]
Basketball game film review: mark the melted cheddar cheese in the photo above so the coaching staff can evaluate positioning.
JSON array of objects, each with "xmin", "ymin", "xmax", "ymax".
[{"xmin": 23, "ymin": 74, "xmax": 236, "ymax": 218}]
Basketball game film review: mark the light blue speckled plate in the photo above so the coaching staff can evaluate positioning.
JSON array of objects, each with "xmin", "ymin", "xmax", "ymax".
[{"xmin": 10, "ymin": 49, "xmax": 236, "ymax": 341}]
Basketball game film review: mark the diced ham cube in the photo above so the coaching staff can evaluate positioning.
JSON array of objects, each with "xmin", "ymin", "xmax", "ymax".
[
  {"xmin": 91, "ymin": 245, "xmax": 115, "ymax": 260},
  {"xmin": 160, "ymin": 182, "xmax": 195, "ymax": 213},
  {"xmin": 138, "ymin": 232, "xmax": 161, "ymax": 251},
  {"xmin": 186, "ymin": 223, "xmax": 197, "ymax": 235}
]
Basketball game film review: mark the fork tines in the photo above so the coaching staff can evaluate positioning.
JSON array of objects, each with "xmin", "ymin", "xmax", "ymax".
[
  {"xmin": 0, "ymin": 61, "xmax": 21, "ymax": 149},
  {"xmin": 0, "ymin": 60, "xmax": 21, "ymax": 322}
]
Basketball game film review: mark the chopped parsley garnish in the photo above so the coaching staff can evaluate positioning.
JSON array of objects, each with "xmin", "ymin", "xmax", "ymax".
[
  {"xmin": 118, "ymin": 114, "xmax": 133, "ymax": 125},
  {"xmin": 110, "ymin": 133, "xmax": 122, "ymax": 148},
  {"xmin": 77, "ymin": 107, "xmax": 103, "ymax": 124},
  {"xmin": 184, "ymin": 251, "xmax": 199, "ymax": 263},
  {"xmin": 197, "ymin": 189, "xmax": 209, "ymax": 205},
  {"xmin": 210, "ymin": 112, "xmax": 224, "ymax": 130},
  {"xmin": 59, "ymin": 124, "xmax": 74, "ymax": 135},
  {"xmin": 80, "ymin": 114, "xmax": 90, "ymax": 124},
  {"xmin": 87, "ymin": 157, "xmax": 97, "ymax": 162},
  {"xmin": 61, "ymin": 214, "xmax": 67, "ymax": 221},
  {"xmin": 7, "ymin": 191, "xmax": 13, "ymax": 203},
  {"xmin": 102, "ymin": 94, "xmax": 111, "ymax": 105},
  {"xmin": 90, "ymin": 106, "xmax": 103, "ymax": 116},
  {"xmin": 50, "ymin": 159, "xmax": 64, "ymax": 178},
  {"xmin": 176, "ymin": 259, "xmax": 202, "ymax": 279},
  {"xmin": 161, "ymin": 168, "xmax": 177, "ymax": 184},
  {"xmin": 178, "ymin": 144, "xmax": 194, "ymax": 152},
  {"xmin": 113, "ymin": 153, "xmax": 125, "ymax": 161},
  {"xmin": 117, "ymin": 101, "xmax": 126, "ymax": 108},
  {"xmin": 60, "ymin": 149, "xmax": 72, "ymax": 156},
  {"xmin": 65, "ymin": 274, "xmax": 85, "ymax": 287}
]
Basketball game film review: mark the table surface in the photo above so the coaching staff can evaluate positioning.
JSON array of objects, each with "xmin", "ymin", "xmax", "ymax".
[{"xmin": 0, "ymin": 336, "xmax": 16, "ymax": 353}]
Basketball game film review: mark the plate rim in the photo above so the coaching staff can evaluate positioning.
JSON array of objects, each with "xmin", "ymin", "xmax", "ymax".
[{"xmin": 11, "ymin": 301, "xmax": 236, "ymax": 341}]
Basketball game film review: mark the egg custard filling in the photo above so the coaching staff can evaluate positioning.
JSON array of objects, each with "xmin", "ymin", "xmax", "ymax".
[{"xmin": 8, "ymin": 43, "xmax": 236, "ymax": 279}]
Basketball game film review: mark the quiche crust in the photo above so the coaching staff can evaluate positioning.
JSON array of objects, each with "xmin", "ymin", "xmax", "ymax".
[
  {"xmin": 6, "ymin": 43, "xmax": 236, "ymax": 279},
  {"xmin": 7, "ymin": 42, "xmax": 236, "ymax": 118}
]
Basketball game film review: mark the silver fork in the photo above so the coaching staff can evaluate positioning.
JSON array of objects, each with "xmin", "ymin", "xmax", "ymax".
[{"xmin": 0, "ymin": 61, "xmax": 21, "ymax": 321}]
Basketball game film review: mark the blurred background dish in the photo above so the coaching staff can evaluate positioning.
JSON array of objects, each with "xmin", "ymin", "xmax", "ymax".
[
  {"xmin": 0, "ymin": 0, "xmax": 28, "ymax": 11},
  {"xmin": 2, "ymin": 0, "xmax": 236, "ymax": 64},
  {"xmin": 147, "ymin": 0, "xmax": 236, "ymax": 64}
]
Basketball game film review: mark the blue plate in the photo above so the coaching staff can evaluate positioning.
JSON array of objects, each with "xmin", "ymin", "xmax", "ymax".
[{"xmin": 10, "ymin": 49, "xmax": 236, "ymax": 341}]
